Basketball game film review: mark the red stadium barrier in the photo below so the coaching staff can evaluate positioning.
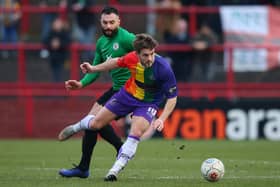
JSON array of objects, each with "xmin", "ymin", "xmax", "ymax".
[{"xmin": 1, "ymin": 42, "xmax": 279, "ymax": 99}]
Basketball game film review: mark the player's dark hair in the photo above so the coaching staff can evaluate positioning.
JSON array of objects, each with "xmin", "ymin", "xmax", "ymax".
[
  {"xmin": 133, "ymin": 33, "xmax": 158, "ymax": 53},
  {"xmin": 101, "ymin": 6, "xmax": 119, "ymax": 15}
]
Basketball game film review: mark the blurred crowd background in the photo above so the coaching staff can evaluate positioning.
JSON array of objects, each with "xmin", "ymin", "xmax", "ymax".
[{"xmin": 1, "ymin": 0, "xmax": 280, "ymax": 83}]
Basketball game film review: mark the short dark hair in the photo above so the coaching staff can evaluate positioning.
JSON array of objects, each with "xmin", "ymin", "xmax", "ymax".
[
  {"xmin": 133, "ymin": 33, "xmax": 158, "ymax": 53},
  {"xmin": 101, "ymin": 6, "xmax": 119, "ymax": 15}
]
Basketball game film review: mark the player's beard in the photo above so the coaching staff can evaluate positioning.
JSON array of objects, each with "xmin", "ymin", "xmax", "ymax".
[
  {"xmin": 102, "ymin": 28, "xmax": 118, "ymax": 37},
  {"xmin": 141, "ymin": 60, "xmax": 153, "ymax": 68}
]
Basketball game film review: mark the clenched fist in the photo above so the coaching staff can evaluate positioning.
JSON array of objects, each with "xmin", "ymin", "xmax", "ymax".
[
  {"xmin": 152, "ymin": 119, "xmax": 164, "ymax": 132},
  {"xmin": 80, "ymin": 62, "xmax": 94, "ymax": 74},
  {"xmin": 65, "ymin": 80, "xmax": 82, "ymax": 91}
]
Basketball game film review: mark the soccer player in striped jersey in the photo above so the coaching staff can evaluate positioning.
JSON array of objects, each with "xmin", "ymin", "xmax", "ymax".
[{"xmin": 58, "ymin": 33, "xmax": 178, "ymax": 181}]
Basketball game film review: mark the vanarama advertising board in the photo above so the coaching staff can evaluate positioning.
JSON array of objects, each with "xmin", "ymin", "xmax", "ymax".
[{"xmin": 160, "ymin": 98, "xmax": 280, "ymax": 141}]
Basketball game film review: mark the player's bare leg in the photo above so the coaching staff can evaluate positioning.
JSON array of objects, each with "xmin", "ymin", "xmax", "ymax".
[
  {"xmin": 59, "ymin": 103, "xmax": 123, "ymax": 178},
  {"xmin": 58, "ymin": 106, "xmax": 116, "ymax": 141}
]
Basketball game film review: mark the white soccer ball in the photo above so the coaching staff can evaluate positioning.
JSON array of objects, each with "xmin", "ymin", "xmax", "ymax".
[{"xmin": 201, "ymin": 158, "xmax": 225, "ymax": 182}]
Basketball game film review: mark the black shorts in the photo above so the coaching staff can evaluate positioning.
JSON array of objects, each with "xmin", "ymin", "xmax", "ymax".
[{"xmin": 96, "ymin": 87, "xmax": 119, "ymax": 106}]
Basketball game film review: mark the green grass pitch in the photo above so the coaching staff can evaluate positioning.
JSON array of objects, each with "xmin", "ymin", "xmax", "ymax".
[{"xmin": 0, "ymin": 139, "xmax": 279, "ymax": 187}]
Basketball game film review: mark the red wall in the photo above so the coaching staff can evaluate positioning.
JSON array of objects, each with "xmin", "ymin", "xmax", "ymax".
[{"xmin": 0, "ymin": 97, "xmax": 124, "ymax": 139}]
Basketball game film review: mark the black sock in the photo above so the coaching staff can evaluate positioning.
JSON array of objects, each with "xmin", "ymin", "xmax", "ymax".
[
  {"xmin": 99, "ymin": 125, "xmax": 123, "ymax": 153},
  {"xmin": 78, "ymin": 130, "xmax": 97, "ymax": 171}
]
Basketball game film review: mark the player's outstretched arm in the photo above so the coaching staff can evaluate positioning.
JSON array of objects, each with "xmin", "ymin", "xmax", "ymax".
[
  {"xmin": 80, "ymin": 58, "xmax": 120, "ymax": 74},
  {"xmin": 65, "ymin": 80, "xmax": 83, "ymax": 91}
]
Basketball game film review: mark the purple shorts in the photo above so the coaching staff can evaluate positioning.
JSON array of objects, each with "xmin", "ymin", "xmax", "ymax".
[{"xmin": 105, "ymin": 89, "xmax": 158, "ymax": 124}]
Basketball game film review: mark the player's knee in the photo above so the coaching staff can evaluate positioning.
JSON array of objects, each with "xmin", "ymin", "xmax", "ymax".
[
  {"xmin": 89, "ymin": 118, "xmax": 104, "ymax": 130},
  {"xmin": 129, "ymin": 129, "xmax": 143, "ymax": 138}
]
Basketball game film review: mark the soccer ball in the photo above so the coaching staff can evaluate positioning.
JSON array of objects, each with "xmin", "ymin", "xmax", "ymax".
[{"xmin": 201, "ymin": 158, "xmax": 225, "ymax": 182}]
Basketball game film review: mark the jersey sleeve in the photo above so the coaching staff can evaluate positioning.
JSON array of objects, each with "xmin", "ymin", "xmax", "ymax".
[
  {"xmin": 160, "ymin": 64, "xmax": 178, "ymax": 99},
  {"xmin": 117, "ymin": 52, "xmax": 138, "ymax": 69},
  {"xmin": 80, "ymin": 41, "xmax": 101, "ymax": 87},
  {"xmin": 122, "ymin": 32, "xmax": 136, "ymax": 52}
]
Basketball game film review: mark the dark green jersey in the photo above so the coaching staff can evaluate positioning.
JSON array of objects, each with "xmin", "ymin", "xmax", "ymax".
[{"xmin": 80, "ymin": 27, "xmax": 135, "ymax": 90}]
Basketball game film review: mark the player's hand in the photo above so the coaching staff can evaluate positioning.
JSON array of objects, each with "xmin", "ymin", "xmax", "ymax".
[
  {"xmin": 65, "ymin": 80, "xmax": 82, "ymax": 91},
  {"xmin": 152, "ymin": 119, "xmax": 164, "ymax": 132},
  {"xmin": 80, "ymin": 62, "xmax": 94, "ymax": 74}
]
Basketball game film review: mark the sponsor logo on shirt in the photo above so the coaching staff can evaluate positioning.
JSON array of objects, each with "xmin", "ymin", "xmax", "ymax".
[
  {"xmin": 106, "ymin": 54, "xmax": 112, "ymax": 61},
  {"xmin": 149, "ymin": 74, "xmax": 155, "ymax": 80},
  {"xmin": 169, "ymin": 86, "xmax": 177, "ymax": 94},
  {"xmin": 113, "ymin": 42, "xmax": 119, "ymax": 50},
  {"xmin": 101, "ymin": 48, "xmax": 107, "ymax": 53},
  {"xmin": 108, "ymin": 98, "xmax": 118, "ymax": 106}
]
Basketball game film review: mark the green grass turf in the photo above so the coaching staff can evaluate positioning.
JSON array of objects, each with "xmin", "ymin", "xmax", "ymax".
[{"xmin": 0, "ymin": 139, "xmax": 279, "ymax": 187}]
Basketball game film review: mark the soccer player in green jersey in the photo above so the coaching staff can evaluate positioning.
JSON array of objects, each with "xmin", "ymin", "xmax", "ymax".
[{"xmin": 59, "ymin": 6, "xmax": 135, "ymax": 178}]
